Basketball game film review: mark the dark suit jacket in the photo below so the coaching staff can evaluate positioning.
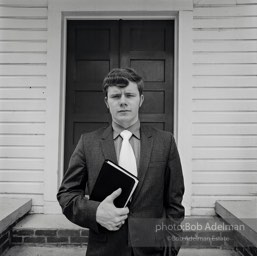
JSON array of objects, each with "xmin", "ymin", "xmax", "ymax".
[{"xmin": 57, "ymin": 125, "xmax": 185, "ymax": 256}]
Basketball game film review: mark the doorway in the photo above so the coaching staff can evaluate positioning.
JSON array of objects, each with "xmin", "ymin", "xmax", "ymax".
[{"xmin": 64, "ymin": 20, "xmax": 174, "ymax": 171}]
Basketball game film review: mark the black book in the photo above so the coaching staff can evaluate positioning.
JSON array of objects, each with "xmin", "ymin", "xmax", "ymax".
[{"xmin": 90, "ymin": 160, "xmax": 139, "ymax": 208}]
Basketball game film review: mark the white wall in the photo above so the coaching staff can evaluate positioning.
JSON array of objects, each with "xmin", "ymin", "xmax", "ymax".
[
  {"xmin": 0, "ymin": 0, "xmax": 48, "ymax": 213},
  {"xmin": 192, "ymin": 0, "xmax": 257, "ymax": 215}
]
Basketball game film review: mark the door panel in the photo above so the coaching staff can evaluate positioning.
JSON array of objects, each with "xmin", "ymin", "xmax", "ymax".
[
  {"xmin": 65, "ymin": 21, "xmax": 118, "ymax": 170},
  {"xmin": 65, "ymin": 20, "xmax": 174, "ymax": 172},
  {"xmin": 120, "ymin": 20, "xmax": 174, "ymax": 132}
]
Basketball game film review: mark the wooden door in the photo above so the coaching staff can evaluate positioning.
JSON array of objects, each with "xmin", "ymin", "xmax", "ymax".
[{"xmin": 65, "ymin": 20, "xmax": 174, "ymax": 171}]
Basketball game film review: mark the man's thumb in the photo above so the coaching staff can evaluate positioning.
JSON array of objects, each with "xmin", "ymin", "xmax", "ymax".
[{"xmin": 107, "ymin": 188, "xmax": 122, "ymax": 202}]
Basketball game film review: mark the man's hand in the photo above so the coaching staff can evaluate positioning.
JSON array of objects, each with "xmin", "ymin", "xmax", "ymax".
[{"xmin": 96, "ymin": 188, "xmax": 129, "ymax": 231}]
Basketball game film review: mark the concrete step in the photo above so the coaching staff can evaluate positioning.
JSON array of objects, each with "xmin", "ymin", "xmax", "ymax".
[
  {"xmin": 4, "ymin": 246, "xmax": 239, "ymax": 256},
  {"xmin": 216, "ymin": 199, "xmax": 257, "ymax": 256},
  {"xmin": 0, "ymin": 198, "xmax": 32, "ymax": 255},
  {"xmin": 0, "ymin": 198, "xmax": 32, "ymax": 235}
]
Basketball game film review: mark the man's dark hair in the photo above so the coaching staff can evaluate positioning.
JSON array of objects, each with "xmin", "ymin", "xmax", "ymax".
[{"xmin": 102, "ymin": 68, "xmax": 144, "ymax": 96}]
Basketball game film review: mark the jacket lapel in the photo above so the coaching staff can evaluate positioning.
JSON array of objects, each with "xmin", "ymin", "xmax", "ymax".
[
  {"xmin": 100, "ymin": 125, "xmax": 118, "ymax": 164},
  {"xmin": 130, "ymin": 126, "xmax": 154, "ymax": 205}
]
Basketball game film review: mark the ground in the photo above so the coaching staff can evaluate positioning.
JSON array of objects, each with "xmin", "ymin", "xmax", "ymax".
[{"xmin": 4, "ymin": 246, "xmax": 240, "ymax": 256}]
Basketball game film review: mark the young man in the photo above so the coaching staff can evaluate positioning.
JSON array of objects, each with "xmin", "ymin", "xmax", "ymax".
[{"xmin": 57, "ymin": 68, "xmax": 184, "ymax": 256}]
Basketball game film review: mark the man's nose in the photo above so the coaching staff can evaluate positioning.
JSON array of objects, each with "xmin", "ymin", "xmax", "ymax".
[{"xmin": 119, "ymin": 94, "xmax": 127, "ymax": 105}]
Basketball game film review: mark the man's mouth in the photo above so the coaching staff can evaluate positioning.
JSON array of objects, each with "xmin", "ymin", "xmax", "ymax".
[{"xmin": 118, "ymin": 110, "xmax": 130, "ymax": 113}]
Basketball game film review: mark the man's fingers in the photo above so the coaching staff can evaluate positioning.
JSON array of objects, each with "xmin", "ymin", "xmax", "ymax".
[
  {"xmin": 113, "ymin": 215, "xmax": 127, "ymax": 224},
  {"xmin": 106, "ymin": 188, "xmax": 122, "ymax": 202},
  {"xmin": 116, "ymin": 206, "xmax": 129, "ymax": 215},
  {"xmin": 118, "ymin": 214, "xmax": 128, "ymax": 222}
]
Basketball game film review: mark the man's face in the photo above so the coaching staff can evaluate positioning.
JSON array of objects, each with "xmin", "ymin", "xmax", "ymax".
[{"xmin": 105, "ymin": 81, "xmax": 144, "ymax": 128}]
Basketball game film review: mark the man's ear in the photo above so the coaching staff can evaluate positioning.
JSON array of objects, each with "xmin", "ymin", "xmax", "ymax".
[
  {"xmin": 139, "ymin": 94, "xmax": 144, "ymax": 107},
  {"xmin": 104, "ymin": 96, "xmax": 109, "ymax": 108}
]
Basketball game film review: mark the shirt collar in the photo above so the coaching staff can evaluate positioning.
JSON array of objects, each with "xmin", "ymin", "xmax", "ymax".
[{"xmin": 112, "ymin": 120, "xmax": 140, "ymax": 140}]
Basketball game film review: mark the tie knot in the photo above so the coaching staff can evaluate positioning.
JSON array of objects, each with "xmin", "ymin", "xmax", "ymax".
[{"xmin": 120, "ymin": 130, "xmax": 132, "ymax": 140}]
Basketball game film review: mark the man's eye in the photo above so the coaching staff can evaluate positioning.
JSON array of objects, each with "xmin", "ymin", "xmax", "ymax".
[
  {"xmin": 111, "ymin": 95, "xmax": 120, "ymax": 98},
  {"xmin": 126, "ymin": 94, "xmax": 134, "ymax": 97}
]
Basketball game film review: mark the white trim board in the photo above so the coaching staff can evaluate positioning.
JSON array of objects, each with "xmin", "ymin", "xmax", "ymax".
[{"xmin": 45, "ymin": 0, "xmax": 193, "ymax": 215}]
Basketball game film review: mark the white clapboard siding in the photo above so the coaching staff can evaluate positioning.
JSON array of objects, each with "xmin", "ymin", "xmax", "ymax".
[
  {"xmin": 193, "ymin": 172, "xmax": 257, "ymax": 183},
  {"xmin": 0, "ymin": 158, "xmax": 44, "ymax": 170},
  {"xmin": 0, "ymin": 53, "xmax": 47, "ymax": 64},
  {"xmin": 193, "ymin": 0, "xmax": 257, "ymax": 215},
  {"xmin": 192, "ymin": 184, "xmax": 257, "ymax": 196},
  {"xmin": 194, "ymin": 112, "xmax": 257, "ymax": 123},
  {"xmin": 0, "ymin": 64, "xmax": 46, "ymax": 75},
  {"xmin": 193, "ymin": 112, "xmax": 257, "ymax": 123},
  {"xmin": 193, "ymin": 148, "xmax": 257, "ymax": 159},
  {"xmin": 0, "ymin": 182, "xmax": 43, "ymax": 194},
  {"xmin": 193, "ymin": 88, "xmax": 257, "ymax": 99},
  {"xmin": 0, "ymin": 135, "xmax": 44, "ymax": 146},
  {"xmin": 194, "ymin": 29, "xmax": 257, "ymax": 40},
  {"xmin": 0, "ymin": 30, "xmax": 47, "ymax": 40},
  {"xmin": 0, "ymin": 100, "xmax": 45, "ymax": 111},
  {"xmin": 0, "ymin": 77, "xmax": 47, "ymax": 87},
  {"xmin": 193, "ymin": 100, "xmax": 257, "ymax": 111},
  {"xmin": 0, "ymin": 170, "xmax": 43, "ymax": 182},
  {"xmin": 193, "ymin": 136, "xmax": 257, "ymax": 147},
  {"xmin": 193, "ymin": 17, "xmax": 257, "ymax": 29},
  {"xmin": 193, "ymin": 76, "xmax": 257, "ymax": 88},
  {"xmin": 193, "ymin": 124, "xmax": 257, "ymax": 135},
  {"xmin": 0, "ymin": 1, "xmax": 47, "ymax": 213},
  {"xmin": 191, "ymin": 195, "xmax": 256, "ymax": 208},
  {"xmin": 194, "ymin": 52, "xmax": 257, "ymax": 64},
  {"xmin": 0, "ymin": 193, "xmax": 44, "ymax": 206},
  {"xmin": 193, "ymin": 159, "xmax": 257, "ymax": 171},
  {"xmin": 0, "ymin": 0, "xmax": 47, "ymax": 5},
  {"xmin": 0, "ymin": 18, "xmax": 47, "ymax": 29},
  {"xmin": 194, "ymin": 41, "xmax": 257, "ymax": 52},
  {"xmin": 194, "ymin": 0, "xmax": 257, "ymax": 6},
  {"xmin": 0, "ymin": 42, "xmax": 47, "ymax": 52},
  {"xmin": 194, "ymin": 6, "xmax": 257, "ymax": 17},
  {"xmin": 0, "ymin": 123, "xmax": 44, "ymax": 134},
  {"xmin": 0, "ymin": 111, "xmax": 45, "ymax": 122},
  {"xmin": 193, "ymin": 64, "xmax": 257, "ymax": 76},
  {"xmin": 0, "ymin": 88, "xmax": 46, "ymax": 98},
  {"xmin": 0, "ymin": 7, "xmax": 47, "ymax": 18},
  {"xmin": 0, "ymin": 146, "xmax": 44, "ymax": 158}
]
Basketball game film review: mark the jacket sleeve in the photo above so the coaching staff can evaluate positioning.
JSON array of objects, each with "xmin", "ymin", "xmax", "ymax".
[
  {"xmin": 163, "ymin": 134, "xmax": 185, "ymax": 255},
  {"xmin": 57, "ymin": 135, "xmax": 100, "ymax": 232}
]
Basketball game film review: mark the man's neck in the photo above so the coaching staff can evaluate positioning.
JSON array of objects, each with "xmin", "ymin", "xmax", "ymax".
[{"xmin": 113, "ymin": 119, "xmax": 139, "ymax": 129}]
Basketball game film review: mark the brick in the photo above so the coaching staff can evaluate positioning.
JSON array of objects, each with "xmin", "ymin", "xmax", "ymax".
[
  {"xmin": 81, "ymin": 229, "xmax": 89, "ymax": 236},
  {"xmin": 236, "ymin": 246, "xmax": 252, "ymax": 256},
  {"xmin": 24, "ymin": 236, "xmax": 46, "ymax": 243},
  {"xmin": 13, "ymin": 229, "xmax": 34, "ymax": 236},
  {"xmin": 47, "ymin": 237, "xmax": 69, "ymax": 243},
  {"xmin": 70, "ymin": 236, "xmax": 88, "ymax": 244},
  {"xmin": 12, "ymin": 236, "xmax": 23, "ymax": 243},
  {"xmin": 249, "ymin": 246, "xmax": 257, "ymax": 256},
  {"xmin": 35, "ymin": 229, "xmax": 57, "ymax": 236},
  {"xmin": 244, "ymin": 247, "xmax": 255, "ymax": 256},
  {"xmin": 2, "ymin": 239, "xmax": 10, "ymax": 253},
  {"xmin": 0, "ymin": 232, "xmax": 9, "ymax": 245},
  {"xmin": 235, "ymin": 248, "xmax": 244, "ymax": 256},
  {"xmin": 222, "ymin": 231, "xmax": 235, "ymax": 249},
  {"xmin": 211, "ymin": 238, "xmax": 224, "ymax": 247},
  {"xmin": 58, "ymin": 229, "xmax": 80, "ymax": 237},
  {"xmin": 187, "ymin": 232, "xmax": 212, "ymax": 248}
]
